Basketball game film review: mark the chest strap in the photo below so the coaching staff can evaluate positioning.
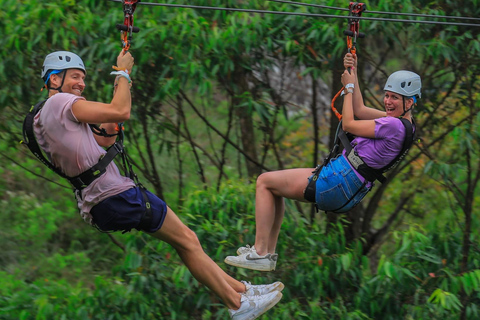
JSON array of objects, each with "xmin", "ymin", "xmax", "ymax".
[{"xmin": 339, "ymin": 118, "xmax": 414, "ymax": 183}]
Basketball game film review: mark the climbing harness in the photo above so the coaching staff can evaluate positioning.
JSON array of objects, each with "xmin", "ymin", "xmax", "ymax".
[
  {"xmin": 21, "ymin": 100, "xmax": 125, "ymax": 193},
  {"xmin": 304, "ymin": 117, "xmax": 415, "ymax": 211}
]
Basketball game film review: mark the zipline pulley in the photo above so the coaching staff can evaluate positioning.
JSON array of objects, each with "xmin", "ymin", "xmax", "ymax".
[
  {"xmin": 330, "ymin": 2, "xmax": 366, "ymax": 121},
  {"xmin": 344, "ymin": 2, "xmax": 366, "ymax": 58},
  {"xmin": 116, "ymin": 0, "xmax": 141, "ymax": 51}
]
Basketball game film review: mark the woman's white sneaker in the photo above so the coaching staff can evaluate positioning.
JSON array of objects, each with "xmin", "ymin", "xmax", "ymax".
[
  {"xmin": 229, "ymin": 291, "xmax": 283, "ymax": 320},
  {"xmin": 225, "ymin": 247, "xmax": 277, "ymax": 271},
  {"xmin": 237, "ymin": 244, "xmax": 254, "ymax": 255}
]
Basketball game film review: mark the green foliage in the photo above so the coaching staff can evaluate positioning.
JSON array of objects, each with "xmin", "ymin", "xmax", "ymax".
[
  {"xmin": 2, "ymin": 179, "xmax": 479, "ymax": 319},
  {"xmin": 1, "ymin": 0, "xmax": 480, "ymax": 319}
]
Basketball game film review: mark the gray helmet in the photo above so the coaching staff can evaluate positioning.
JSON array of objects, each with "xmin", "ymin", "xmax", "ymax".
[
  {"xmin": 41, "ymin": 51, "xmax": 86, "ymax": 79},
  {"xmin": 384, "ymin": 70, "xmax": 421, "ymax": 98}
]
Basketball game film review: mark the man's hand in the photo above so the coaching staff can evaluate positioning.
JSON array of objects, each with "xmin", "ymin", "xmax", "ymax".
[{"xmin": 117, "ymin": 50, "xmax": 134, "ymax": 73}]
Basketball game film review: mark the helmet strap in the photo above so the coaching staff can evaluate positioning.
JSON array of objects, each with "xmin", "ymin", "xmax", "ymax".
[
  {"xmin": 49, "ymin": 71, "xmax": 67, "ymax": 93},
  {"xmin": 400, "ymin": 96, "xmax": 414, "ymax": 118}
]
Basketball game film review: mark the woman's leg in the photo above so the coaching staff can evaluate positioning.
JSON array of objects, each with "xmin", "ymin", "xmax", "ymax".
[
  {"xmin": 253, "ymin": 168, "xmax": 314, "ymax": 255},
  {"xmin": 149, "ymin": 207, "xmax": 245, "ymax": 309}
]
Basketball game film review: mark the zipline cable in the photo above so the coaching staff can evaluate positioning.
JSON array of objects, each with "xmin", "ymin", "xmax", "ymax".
[
  {"xmin": 108, "ymin": 0, "xmax": 480, "ymax": 27},
  {"xmin": 267, "ymin": 0, "xmax": 480, "ymax": 22}
]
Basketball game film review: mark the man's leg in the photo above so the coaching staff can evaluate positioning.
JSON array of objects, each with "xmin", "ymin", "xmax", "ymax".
[
  {"xmin": 254, "ymin": 168, "xmax": 314, "ymax": 255},
  {"xmin": 149, "ymin": 207, "xmax": 244, "ymax": 309}
]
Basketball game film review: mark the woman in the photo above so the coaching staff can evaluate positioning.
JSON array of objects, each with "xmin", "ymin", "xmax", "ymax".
[{"xmin": 224, "ymin": 53, "xmax": 421, "ymax": 272}]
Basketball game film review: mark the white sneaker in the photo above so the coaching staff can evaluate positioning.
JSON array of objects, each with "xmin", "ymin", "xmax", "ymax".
[
  {"xmin": 237, "ymin": 245, "xmax": 279, "ymax": 262},
  {"xmin": 225, "ymin": 247, "xmax": 277, "ymax": 271},
  {"xmin": 229, "ymin": 291, "xmax": 283, "ymax": 320},
  {"xmin": 237, "ymin": 244, "xmax": 254, "ymax": 255},
  {"xmin": 242, "ymin": 280, "xmax": 285, "ymax": 296}
]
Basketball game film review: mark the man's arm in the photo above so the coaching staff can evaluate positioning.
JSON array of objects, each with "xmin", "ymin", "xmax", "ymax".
[
  {"xmin": 72, "ymin": 51, "xmax": 134, "ymax": 124},
  {"xmin": 93, "ymin": 123, "xmax": 118, "ymax": 147}
]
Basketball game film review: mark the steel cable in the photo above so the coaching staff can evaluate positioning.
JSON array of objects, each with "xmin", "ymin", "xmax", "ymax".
[
  {"xmin": 267, "ymin": 0, "xmax": 480, "ymax": 21},
  {"xmin": 108, "ymin": 0, "xmax": 480, "ymax": 27}
]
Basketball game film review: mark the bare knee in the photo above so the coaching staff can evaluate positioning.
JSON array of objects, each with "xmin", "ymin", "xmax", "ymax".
[
  {"xmin": 256, "ymin": 171, "xmax": 276, "ymax": 191},
  {"xmin": 173, "ymin": 225, "xmax": 202, "ymax": 253}
]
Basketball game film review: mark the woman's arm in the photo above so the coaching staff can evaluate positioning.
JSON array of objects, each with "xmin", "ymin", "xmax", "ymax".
[
  {"xmin": 344, "ymin": 53, "xmax": 386, "ymax": 120},
  {"xmin": 341, "ymin": 69, "xmax": 376, "ymax": 138}
]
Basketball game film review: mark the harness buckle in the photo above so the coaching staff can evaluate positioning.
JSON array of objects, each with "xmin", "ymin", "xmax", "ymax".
[
  {"xmin": 346, "ymin": 148, "xmax": 365, "ymax": 170},
  {"xmin": 70, "ymin": 176, "xmax": 88, "ymax": 190}
]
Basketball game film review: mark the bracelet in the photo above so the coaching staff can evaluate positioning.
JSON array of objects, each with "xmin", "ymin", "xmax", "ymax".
[
  {"xmin": 110, "ymin": 70, "xmax": 131, "ymax": 84},
  {"xmin": 112, "ymin": 65, "xmax": 129, "ymax": 74},
  {"xmin": 345, "ymin": 83, "xmax": 355, "ymax": 90}
]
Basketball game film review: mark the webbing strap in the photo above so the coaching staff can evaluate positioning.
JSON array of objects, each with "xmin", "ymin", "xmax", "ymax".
[
  {"xmin": 22, "ymin": 100, "xmax": 69, "ymax": 179},
  {"xmin": 136, "ymin": 186, "xmax": 153, "ymax": 231},
  {"xmin": 338, "ymin": 129, "xmax": 386, "ymax": 183},
  {"xmin": 338, "ymin": 118, "xmax": 414, "ymax": 183},
  {"xmin": 22, "ymin": 99, "xmax": 125, "ymax": 191},
  {"xmin": 69, "ymin": 142, "xmax": 123, "ymax": 190}
]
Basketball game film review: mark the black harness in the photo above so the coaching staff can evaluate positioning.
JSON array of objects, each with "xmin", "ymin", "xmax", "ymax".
[
  {"xmin": 22, "ymin": 99, "xmax": 152, "ymax": 231},
  {"xmin": 304, "ymin": 118, "xmax": 415, "ymax": 211}
]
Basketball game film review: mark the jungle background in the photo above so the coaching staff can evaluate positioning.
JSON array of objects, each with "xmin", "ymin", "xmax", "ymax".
[{"xmin": 1, "ymin": 0, "xmax": 479, "ymax": 319}]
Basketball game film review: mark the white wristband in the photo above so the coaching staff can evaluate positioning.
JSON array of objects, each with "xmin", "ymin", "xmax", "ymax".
[
  {"xmin": 345, "ymin": 83, "xmax": 355, "ymax": 90},
  {"xmin": 110, "ymin": 70, "xmax": 131, "ymax": 83}
]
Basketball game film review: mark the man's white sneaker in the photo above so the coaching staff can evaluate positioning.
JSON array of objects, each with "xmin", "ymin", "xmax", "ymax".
[
  {"xmin": 225, "ymin": 247, "xmax": 277, "ymax": 271},
  {"xmin": 229, "ymin": 291, "xmax": 282, "ymax": 320},
  {"xmin": 242, "ymin": 280, "xmax": 285, "ymax": 296}
]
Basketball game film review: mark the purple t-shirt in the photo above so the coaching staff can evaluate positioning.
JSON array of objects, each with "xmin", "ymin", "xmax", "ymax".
[
  {"xmin": 34, "ymin": 93, "xmax": 136, "ymax": 224},
  {"xmin": 342, "ymin": 117, "xmax": 412, "ymax": 183}
]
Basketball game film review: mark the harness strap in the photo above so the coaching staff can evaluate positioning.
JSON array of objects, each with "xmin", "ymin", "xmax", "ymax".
[
  {"xmin": 69, "ymin": 141, "xmax": 123, "ymax": 190},
  {"xmin": 304, "ymin": 165, "xmax": 322, "ymax": 203},
  {"xmin": 136, "ymin": 185, "xmax": 153, "ymax": 231},
  {"xmin": 22, "ymin": 99, "xmax": 126, "ymax": 191},
  {"xmin": 338, "ymin": 129, "xmax": 386, "ymax": 183},
  {"xmin": 338, "ymin": 118, "xmax": 415, "ymax": 183},
  {"xmin": 22, "ymin": 100, "xmax": 69, "ymax": 180}
]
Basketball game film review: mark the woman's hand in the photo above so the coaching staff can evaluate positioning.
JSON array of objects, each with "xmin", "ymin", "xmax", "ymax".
[
  {"xmin": 341, "ymin": 69, "xmax": 356, "ymax": 87},
  {"xmin": 343, "ymin": 53, "xmax": 357, "ymax": 70}
]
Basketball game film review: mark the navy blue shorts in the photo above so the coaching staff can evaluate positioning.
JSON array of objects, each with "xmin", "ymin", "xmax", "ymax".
[{"xmin": 90, "ymin": 187, "xmax": 167, "ymax": 233}]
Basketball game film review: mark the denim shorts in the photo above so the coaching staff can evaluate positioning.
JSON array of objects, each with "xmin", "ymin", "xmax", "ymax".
[
  {"xmin": 308, "ymin": 155, "xmax": 370, "ymax": 213},
  {"xmin": 90, "ymin": 187, "xmax": 167, "ymax": 233}
]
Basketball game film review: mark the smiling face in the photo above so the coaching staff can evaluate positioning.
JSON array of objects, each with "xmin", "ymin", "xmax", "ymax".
[
  {"xmin": 50, "ymin": 69, "xmax": 86, "ymax": 96},
  {"xmin": 384, "ymin": 91, "xmax": 414, "ymax": 117}
]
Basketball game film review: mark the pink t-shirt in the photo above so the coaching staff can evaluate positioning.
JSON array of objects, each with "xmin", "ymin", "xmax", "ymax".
[{"xmin": 34, "ymin": 93, "xmax": 136, "ymax": 224}]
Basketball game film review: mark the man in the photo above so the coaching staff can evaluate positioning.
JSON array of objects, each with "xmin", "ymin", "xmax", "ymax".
[{"xmin": 33, "ymin": 49, "xmax": 283, "ymax": 319}]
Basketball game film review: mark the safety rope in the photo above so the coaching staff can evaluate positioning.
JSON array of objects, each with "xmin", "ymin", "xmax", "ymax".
[{"xmin": 107, "ymin": 0, "xmax": 480, "ymax": 27}]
